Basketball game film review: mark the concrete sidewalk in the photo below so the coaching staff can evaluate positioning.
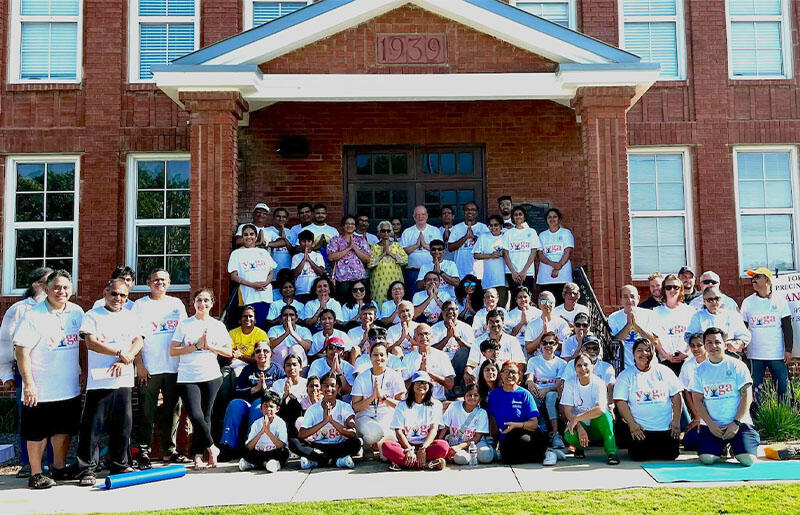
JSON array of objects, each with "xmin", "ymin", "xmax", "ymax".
[{"xmin": 0, "ymin": 450, "xmax": 797, "ymax": 514}]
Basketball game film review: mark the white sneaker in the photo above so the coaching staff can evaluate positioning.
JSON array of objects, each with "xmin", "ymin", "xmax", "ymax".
[
  {"xmin": 238, "ymin": 458, "xmax": 255, "ymax": 471},
  {"xmin": 264, "ymin": 459, "xmax": 281, "ymax": 473},
  {"xmin": 552, "ymin": 433, "xmax": 566, "ymax": 449},
  {"xmin": 336, "ymin": 455, "xmax": 355, "ymax": 469},
  {"xmin": 300, "ymin": 457, "xmax": 317, "ymax": 470},
  {"xmin": 543, "ymin": 451, "xmax": 557, "ymax": 466}
]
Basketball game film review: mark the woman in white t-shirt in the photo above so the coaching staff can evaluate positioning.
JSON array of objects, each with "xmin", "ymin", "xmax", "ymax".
[
  {"xmin": 351, "ymin": 341, "xmax": 406, "ymax": 453},
  {"xmin": 536, "ymin": 208, "xmax": 574, "ymax": 304},
  {"xmin": 524, "ymin": 291, "xmax": 571, "ymax": 357},
  {"xmin": 473, "ymin": 215, "xmax": 508, "ymax": 308},
  {"xmin": 267, "ymin": 305, "xmax": 311, "ymax": 370},
  {"xmin": 380, "ymin": 281, "xmax": 407, "ymax": 327},
  {"xmin": 269, "ymin": 355, "xmax": 308, "ymax": 438},
  {"xmin": 653, "ymin": 273, "xmax": 696, "ymax": 376},
  {"xmin": 679, "ymin": 333, "xmax": 706, "ymax": 451},
  {"xmin": 228, "ymin": 224, "xmax": 277, "ymax": 327},
  {"xmin": 302, "ymin": 277, "xmax": 343, "ymax": 332},
  {"xmin": 437, "ymin": 384, "xmax": 494, "ymax": 465},
  {"xmin": 613, "ymin": 338, "xmax": 683, "ymax": 461},
  {"xmin": 502, "ymin": 206, "xmax": 541, "ymax": 300},
  {"xmin": 381, "ymin": 371, "xmax": 450, "ymax": 470},
  {"xmin": 506, "ymin": 287, "xmax": 542, "ymax": 352},
  {"xmin": 170, "ymin": 288, "xmax": 233, "ymax": 470},
  {"xmin": 561, "ymin": 353, "xmax": 619, "ymax": 464}
]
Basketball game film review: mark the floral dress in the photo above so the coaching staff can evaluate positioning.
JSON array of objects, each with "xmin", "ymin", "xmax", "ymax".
[
  {"xmin": 327, "ymin": 235, "xmax": 372, "ymax": 282},
  {"xmin": 368, "ymin": 241, "xmax": 408, "ymax": 304}
]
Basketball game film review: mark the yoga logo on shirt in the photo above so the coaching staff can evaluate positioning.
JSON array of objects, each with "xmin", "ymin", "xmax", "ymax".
[
  {"xmin": 406, "ymin": 424, "xmax": 429, "ymax": 439},
  {"xmin": 545, "ymin": 244, "xmax": 563, "ymax": 254},
  {"xmin": 48, "ymin": 332, "xmax": 79, "ymax": 350},
  {"xmin": 153, "ymin": 317, "xmax": 180, "ymax": 334},
  {"xmin": 313, "ymin": 426, "xmax": 340, "ymax": 441},
  {"xmin": 748, "ymin": 314, "xmax": 777, "ymax": 327},
  {"xmin": 243, "ymin": 258, "xmax": 270, "ymax": 270},
  {"xmin": 508, "ymin": 241, "xmax": 531, "ymax": 252},
  {"xmin": 634, "ymin": 387, "xmax": 668, "ymax": 403},
  {"xmin": 704, "ymin": 383, "xmax": 734, "ymax": 398},
  {"xmin": 666, "ymin": 324, "xmax": 687, "ymax": 336}
]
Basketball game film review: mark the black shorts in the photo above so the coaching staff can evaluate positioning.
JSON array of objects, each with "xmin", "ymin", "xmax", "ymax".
[{"xmin": 21, "ymin": 395, "xmax": 82, "ymax": 441}]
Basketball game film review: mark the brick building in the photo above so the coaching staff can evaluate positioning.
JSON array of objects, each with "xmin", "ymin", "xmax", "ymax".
[{"xmin": 1, "ymin": 0, "xmax": 798, "ymax": 314}]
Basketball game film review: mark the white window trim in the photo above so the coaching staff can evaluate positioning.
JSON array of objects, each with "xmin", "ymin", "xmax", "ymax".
[
  {"xmin": 628, "ymin": 147, "xmax": 695, "ymax": 280},
  {"xmin": 243, "ymin": 0, "xmax": 313, "ymax": 31},
  {"xmin": 725, "ymin": 0, "xmax": 793, "ymax": 80},
  {"xmin": 128, "ymin": 0, "xmax": 201, "ymax": 83},
  {"xmin": 7, "ymin": 0, "xmax": 84, "ymax": 84},
  {"xmin": 509, "ymin": 0, "xmax": 576, "ymax": 30},
  {"xmin": 617, "ymin": 0, "xmax": 687, "ymax": 81},
  {"xmin": 3, "ymin": 155, "xmax": 81, "ymax": 296},
  {"xmin": 732, "ymin": 145, "xmax": 800, "ymax": 277},
  {"xmin": 125, "ymin": 152, "xmax": 191, "ymax": 292}
]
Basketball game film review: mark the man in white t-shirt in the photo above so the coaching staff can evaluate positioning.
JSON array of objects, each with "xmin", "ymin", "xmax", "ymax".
[
  {"xmin": 235, "ymin": 203, "xmax": 271, "ymax": 247},
  {"xmin": 309, "ymin": 203, "xmax": 340, "ymax": 260},
  {"xmin": 91, "ymin": 266, "xmax": 136, "ymax": 311},
  {"xmin": 432, "ymin": 300, "xmax": 474, "ymax": 392},
  {"xmin": 412, "ymin": 271, "xmax": 452, "ymax": 325},
  {"xmin": 608, "ymin": 285, "xmax": 660, "ymax": 371},
  {"xmin": 290, "ymin": 202, "xmax": 313, "ymax": 235},
  {"xmin": 14, "ymin": 271, "xmax": 84, "ymax": 489},
  {"xmin": 497, "ymin": 195, "xmax": 528, "ymax": 231},
  {"xmin": 77, "ymin": 279, "xmax": 145, "ymax": 482},
  {"xmin": 355, "ymin": 213, "xmax": 379, "ymax": 245},
  {"xmin": 131, "ymin": 269, "xmax": 188, "ymax": 467},
  {"xmin": 447, "ymin": 202, "xmax": 489, "ymax": 279},
  {"xmin": 439, "ymin": 205, "xmax": 456, "ymax": 261},
  {"xmin": 403, "ymin": 324, "xmax": 455, "ymax": 401},
  {"xmin": 741, "ymin": 267, "xmax": 793, "ymax": 402},
  {"xmin": 501, "ymin": 206, "xmax": 540, "ymax": 299},
  {"xmin": 263, "ymin": 207, "xmax": 298, "ymax": 272},
  {"xmin": 465, "ymin": 309, "xmax": 526, "ymax": 382},
  {"xmin": 416, "ymin": 240, "xmax": 459, "ymax": 298},
  {"xmin": 553, "ymin": 282, "xmax": 590, "ymax": 326},
  {"xmin": 401, "ymin": 205, "xmax": 440, "ymax": 296},
  {"xmin": 690, "ymin": 327, "xmax": 759, "ymax": 467}
]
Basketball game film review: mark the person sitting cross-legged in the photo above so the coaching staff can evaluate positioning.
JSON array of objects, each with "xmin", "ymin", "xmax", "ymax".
[{"xmin": 238, "ymin": 391, "xmax": 290, "ymax": 473}]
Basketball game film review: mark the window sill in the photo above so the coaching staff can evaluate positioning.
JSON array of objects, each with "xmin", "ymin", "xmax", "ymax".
[
  {"xmin": 126, "ymin": 83, "xmax": 159, "ymax": 92},
  {"xmin": 728, "ymin": 78, "xmax": 794, "ymax": 85},
  {"xmin": 5, "ymin": 82, "xmax": 82, "ymax": 92}
]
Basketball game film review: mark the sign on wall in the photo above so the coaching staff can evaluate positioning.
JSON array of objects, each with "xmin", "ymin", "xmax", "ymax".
[
  {"xmin": 376, "ymin": 34, "xmax": 447, "ymax": 64},
  {"xmin": 771, "ymin": 272, "xmax": 800, "ymax": 358}
]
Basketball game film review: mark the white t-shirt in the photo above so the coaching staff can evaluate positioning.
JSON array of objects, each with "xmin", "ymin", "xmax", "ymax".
[
  {"xmin": 501, "ymin": 227, "xmax": 541, "ymax": 275},
  {"xmin": 342, "ymin": 301, "xmax": 378, "ymax": 324},
  {"xmin": 353, "ymin": 353, "xmax": 405, "ymax": 375},
  {"xmin": 653, "ymin": 303, "xmax": 696, "ymax": 356},
  {"xmin": 351, "ymin": 368, "xmax": 406, "ymax": 406},
  {"xmin": 467, "ymin": 332, "xmax": 526, "ymax": 368},
  {"xmin": 448, "ymin": 222, "xmax": 489, "ymax": 279},
  {"xmin": 380, "ymin": 300, "xmax": 402, "ymax": 325},
  {"xmin": 740, "ymin": 293, "xmax": 791, "ymax": 360},
  {"xmin": 301, "ymin": 299, "xmax": 343, "ymax": 322},
  {"xmin": 553, "ymin": 303, "xmax": 590, "ymax": 324},
  {"xmin": 561, "ymin": 359, "xmax": 616, "ymax": 385},
  {"xmin": 613, "ymin": 363, "xmax": 683, "ymax": 431},
  {"xmin": 262, "ymin": 226, "xmax": 297, "ymax": 272},
  {"xmin": 247, "ymin": 415, "xmax": 288, "ymax": 451},
  {"xmin": 526, "ymin": 354, "xmax": 567, "ymax": 389},
  {"xmin": 290, "ymin": 251, "xmax": 325, "ymax": 295},
  {"xmin": 560, "ymin": 374, "xmax": 608, "ymax": 415},
  {"xmin": 390, "ymin": 399, "xmax": 443, "ymax": 445},
  {"xmin": 689, "ymin": 293, "xmax": 739, "ymax": 312},
  {"xmin": 412, "ymin": 290, "xmax": 452, "ymax": 325},
  {"xmin": 132, "ymin": 295, "xmax": 188, "ymax": 375},
  {"xmin": 307, "ymin": 357, "xmax": 356, "ymax": 386},
  {"xmin": 689, "ymin": 356, "xmax": 753, "ymax": 426},
  {"xmin": 301, "ymin": 400, "xmax": 355, "ymax": 443},
  {"xmin": 473, "ymin": 233, "xmax": 506, "ymax": 288},
  {"xmin": 80, "ymin": 306, "xmax": 142, "ymax": 390},
  {"xmin": 608, "ymin": 307, "xmax": 659, "ymax": 370},
  {"xmin": 506, "ymin": 307, "xmax": 543, "ymax": 348},
  {"xmin": 356, "ymin": 231, "xmax": 379, "ymax": 245},
  {"xmin": 416, "ymin": 261, "xmax": 459, "ymax": 299},
  {"xmin": 172, "ymin": 316, "xmax": 232, "ymax": 383},
  {"xmin": 431, "ymin": 320, "xmax": 474, "ymax": 360},
  {"xmin": 524, "ymin": 317, "xmax": 572, "ymax": 354},
  {"xmin": 266, "ymin": 325, "xmax": 311, "ymax": 369},
  {"xmin": 270, "ymin": 377, "xmax": 309, "ymax": 407},
  {"xmin": 310, "ymin": 329, "xmax": 353, "ymax": 355},
  {"xmin": 441, "ymin": 401, "xmax": 490, "ymax": 443},
  {"xmin": 387, "ymin": 321, "xmax": 419, "ymax": 354},
  {"xmin": 267, "ymin": 299, "xmax": 305, "ymax": 321},
  {"xmin": 0, "ymin": 296, "xmax": 38, "ymax": 382},
  {"xmin": 679, "ymin": 356, "xmax": 703, "ymax": 389},
  {"xmin": 471, "ymin": 306, "xmax": 508, "ymax": 339},
  {"xmin": 13, "ymin": 301, "xmax": 83, "ymax": 402},
  {"xmin": 400, "ymin": 224, "xmax": 441, "ymax": 269},
  {"xmin": 536, "ymin": 227, "xmax": 574, "ymax": 284},
  {"xmin": 403, "ymin": 349, "xmax": 456, "ymax": 400},
  {"xmin": 92, "ymin": 298, "xmax": 135, "ymax": 311},
  {"xmin": 308, "ymin": 224, "xmax": 340, "ymax": 248},
  {"xmin": 228, "ymin": 247, "xmax": 277, "ymax": 305},
  {"xmin": 347, "ymin": 325, "xmax": 369, "ymax": 354}
]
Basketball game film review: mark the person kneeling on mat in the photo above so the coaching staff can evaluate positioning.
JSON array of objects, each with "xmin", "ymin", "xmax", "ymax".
[
  {"xmin": 238, "ymin": 391, "xmax": 289, "ymax": 472},
  {"xmin": 689, "ymin": 327, "xmax": 759, "ymax": 467}
]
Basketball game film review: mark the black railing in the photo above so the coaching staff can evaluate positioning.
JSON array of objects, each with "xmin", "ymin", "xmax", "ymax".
[{"xmin": 572, "ymin": 266, "xmax": 623, "ymax": 374}]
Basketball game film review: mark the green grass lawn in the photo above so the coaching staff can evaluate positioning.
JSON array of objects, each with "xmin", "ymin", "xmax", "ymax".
[{"xmin": 119, "ymin": 483, "xmax": 800, "ymax": 514}]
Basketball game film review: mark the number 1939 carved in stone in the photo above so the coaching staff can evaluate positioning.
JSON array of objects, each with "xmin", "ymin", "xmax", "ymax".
[{"xmin": 376, "ymin": 34, "xmax": 447, "ymax": 64}]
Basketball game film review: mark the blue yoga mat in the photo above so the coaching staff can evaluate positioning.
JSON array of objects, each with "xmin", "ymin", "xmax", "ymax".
[
  {"xmin": 103, "ymin": 464, "xmax": 187, "ymax": 489},
  {"xmin": 643, "ymin": 461, "xmax": 800, "ymax": 483}
]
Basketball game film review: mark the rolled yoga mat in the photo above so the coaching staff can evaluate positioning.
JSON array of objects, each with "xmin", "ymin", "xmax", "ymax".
[
  {"xmin": 104, "ymin": 464, "xmax": 187, "ymax": 489},
  {"xmin": 642, "ymin": 461, "xmax": 800, "ymax": 483}
]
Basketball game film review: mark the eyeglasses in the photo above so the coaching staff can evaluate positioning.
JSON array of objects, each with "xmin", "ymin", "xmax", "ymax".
[
  {"xmin": 352, "ymin": 287, "xmax": 366, "ymax": 293},
  {"xmin": 378, "ymin": 229, "xmax": 392, "ymax": 233},
  {"xmin": 541, "ymin": 340, "xmax": 557, "ymax": 346},
  {"xmin": 254, "ymin": 349, "xmax": 270, "ymax": 354},
  {"xmin": 701, "ymin": 279, "xmax": 719, "ymax": 285},
  {"xmin": 108, "ymin": 291, "xmax": 128, "ymax": 298},
  {"xmin": 539, "ymin": 299, "xmax": 554, "ymax": 305},
  {"xmin": 464, "ymin": 281, "xmax": 477, "ymax": 287},
  {"xmin": 574, "ymin": 322, "xmax": 589, "ymax": 329},
  {"xmin": 565, "ymin": 291, "xmax": 579, "ymax": 296},
  {"xmin": 704, "ymin": 296, "xmax": 721, "ymax": 303},
  {"xmin": 663, "ymin": 284, "xmax": 680, "ymax": 291}
]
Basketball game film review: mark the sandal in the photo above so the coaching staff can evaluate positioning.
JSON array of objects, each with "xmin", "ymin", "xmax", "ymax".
[
  {"xmin": 168, "ymin": 453, "xmax": 192, "ymax": 464},
  {"xmin": 78, "ymin": 474, "xmax": 96, "ymax": 487},
  {"xmin": 111, "ymin": 467, "xmax": 135, "ymax": 475},
  {"xmin": 607, "ymin": 454, "xmax": 620, "ymax": 465}
]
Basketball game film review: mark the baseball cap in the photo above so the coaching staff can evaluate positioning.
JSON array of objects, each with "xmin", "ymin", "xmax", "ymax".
[
  {"xmin": 678, "ymin": 266, "xmax": 694, "ymax": 277},
  {"xmin": 582, "ymin": 335, "xmax": 601, "ymax": 348},
  {"xmin": 411, "ymin": 371, "xmax": 432, "ymax": 384},
  {"xmin": 325, "ymin": 336, "xmax": 346, "ymax": 349},
  {"xmin": 253, "ymin": 203, "xmax": 270, "ymax": 213},
  {"xmin": 746, "ymin": 267, "xmax": 773, "ymax": 280}
]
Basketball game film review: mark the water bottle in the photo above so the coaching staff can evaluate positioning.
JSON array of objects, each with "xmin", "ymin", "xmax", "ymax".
[{"xmin": 468, "ymin": 440, "xmax": 478, "ymax": 467}]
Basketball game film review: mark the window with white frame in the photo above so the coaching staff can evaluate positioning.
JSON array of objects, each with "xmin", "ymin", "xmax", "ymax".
[
  {"xmin": 619, "ymin": 0, "xmax": 686, "ymax": 80},
  {"xmin": 244, "ymin": 0, "xmax": 309, "ymax": 30},
  {"xmin": 727, "ymin": 0, "xmax": 792, "ymax": 78},
  {"xmin": 734, "ymin": 147, "xmax": 799, "ymax": 275},
  {"xmin": 3, "ymin": 156, "xmax": 80, "ymax": 295},
  {"xmin": 511, "ymin": 0, "xmax": 575, "ymax": 29},
  {"xmin": 628, "ymin": 149, "xmax": 693, "ymax": 278},
  {"xmin": 129, "ymin": 0, "xmax": 199, "ymax": 82},
  {"xmin": 126, "ymin": 154, "xmax": 190, "ymax": 289},
  {"xmin": 8, "ymin": 0, "xmax": 83, "ymax": 83}
]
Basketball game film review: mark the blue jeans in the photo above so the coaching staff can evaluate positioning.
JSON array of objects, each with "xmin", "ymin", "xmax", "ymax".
[
  {"xmin": 219, "ymin": 398, "xmax": 263, "ymax": 449},
  {"xmin": 751, "ymin": 359, "xmax": 789, "ymax": 401},
  {"xmin": 533, "ymin": 391, "xmax": 559, "ymax": 431}
]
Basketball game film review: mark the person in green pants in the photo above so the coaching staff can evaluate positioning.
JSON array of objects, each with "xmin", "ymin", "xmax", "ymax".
[{"xmin": 560, "ymin": 353, "xmax": 620, "ymax": 465}]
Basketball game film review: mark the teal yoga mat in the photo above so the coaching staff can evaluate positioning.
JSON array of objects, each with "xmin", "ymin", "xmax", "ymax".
[{"xmin": 642, "ymin": 461, "xmax": 800, "ymax": 483}]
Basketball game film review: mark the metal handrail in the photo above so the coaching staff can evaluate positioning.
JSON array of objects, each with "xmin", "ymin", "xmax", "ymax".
[{"xmin": 572, "ymin": 266, "xmax": 623, "ymax": 374}]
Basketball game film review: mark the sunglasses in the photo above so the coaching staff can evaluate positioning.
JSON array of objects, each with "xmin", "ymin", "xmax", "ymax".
[
  {"xmin": 464, "ymin": 281, "xmax": 477, "ymax": 287},
  {"xmin": 704, "ymin": 296, "xmax": 721, "ymax": 303},
  {"xmin": 574, "ymin": 322, "xmax": 589, "ymax": 328},
  {"xmin": 254, "ymin": 349, "xmax": 270, "ymax": 354},
  {"xmin": 378, "ymin": 229, "xmax": 392, "ymax": 233},
  {"xmin": 108, "ymin": 291, "xmax": 128, "ymax": 298},
  {"xmin": 701, "ymin": 279, "xmax": 719, "ymax": 285},
  {"xmin": 539, "ymin": 299, "xmax": 554, "ymax": 305},
  {"xmin": 663, "ymin": 284, "xmax": 680, "ymax": 291},
  {"xmin": 583, "ymin": 346, "xmax": 600, "ymax": 352},
  {"xmin": 541, "ymin": 340, "xmax": 557, "ymax": 346},
  {"xmin": 352, "ymin": 287, "xmax": 366, "ymax": 293}
]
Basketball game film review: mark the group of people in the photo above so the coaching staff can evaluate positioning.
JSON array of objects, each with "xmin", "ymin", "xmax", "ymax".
[{"xmin": 0, "ymin": 196, "xmax": 787, "ymax": 489}]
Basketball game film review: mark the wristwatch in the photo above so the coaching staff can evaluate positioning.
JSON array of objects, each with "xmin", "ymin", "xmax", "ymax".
[
  {"xmin": 194, "ymin": 342, "xmax": 201, "ymax": 350},
  {"xmin": 732, "ymin": 419, "xmax": 742, "ymax": 427}
]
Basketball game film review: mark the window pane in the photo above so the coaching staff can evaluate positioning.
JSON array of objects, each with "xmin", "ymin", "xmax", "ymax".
[
  {"xmin": 167, "ymin": 255, "xmax": 190, "ymax": 284},
  {"xmin": 730, "ymin": 0, "xmax": 781, "ymax": 16},
  {"xmin": 765, "ymin": 214, "xmax": 793, "ymax": 243},
  {"xmin": 46, "ymin": 228, "xmax": 73, "ymax": 256},
  {"xmin": 138, "ymin": 226, "xmax": 165, "ymax": 255},
  {"xmin": 764, "ymin": 152, "xmax": 790, "ymax": 180},
  {"xmin": 738, "ymin": 151, "xmax": 792, "ymax": 209},
  {"xmin": 17, "ymin": 163, "xmax": 45, "ymax": 192},
  {"xmin": 629, "ymin": 155, "xmax": 656, "ymax": 183},
  {"xmin": 770, "ymin": 244, "xmax": 794, "ymax": 271},
  {"xmin": 375, "ymin": 206, "xmax": 390, "ymax": 219},
  {"xmin": 623, "ymin": 0, "xmax": 677, "ymax": 17},
  {"xmin": 441, "ymin": 190, "xmax": 457, "ymax": 206},
  {"xmin": 624, "ymin": 22, "xmax": 678, "ymax": 78},
  {"xmin": 632, "ymin": 246, "xmax": 659, "ymax": 277},
  {"xmin": 632, "ymin": 218, "xmax": 658, "ymax": 247},
  {"xmin": 392, "ymin": 190, "xmax": 408, "ymax": 204},
  {"xmin": 166, "ymin": 225, "xmax": 190, "ymax": 254},
  {"xmin": 16, "ymin": 229, "xmax": 44, "ymax": 258},
  {"xmin": 391, "ymin": 154, "xmax": 408, "ymax": 175},
  {"xmin": 356, "ymin": 155, "xmax": 371, "ymax": 175},
  {"xmin": 47, "ymin": 162, "xmax": 75, "ymax": 191},
  {"xmin": 15, "ymin": 260, "xmax": 44, "ymax": 290},
  {"xmin": 423, "ymin": 154, "xmax": 439, "ymax": 174},
  {"xmin": 630, "ymin": 183, "xmax": 657, "ymax": 211},
  {"xmin": 657, "ymin": 217, "xmax": 685, "ymax": 245},
  {"xmin": 742, "ymin": 244, "xmax": 768, "ymax": 271},
  {"xmin": 731, "ymin": 22, "xmax": 783, "ymax": 76},
  {"xmin": 21, "ymin": 22, "xmax": 77, "ymax": 80},
  {"xmin": 424, "ymin": 190, "xmax": 440, "ymax": 204},
  {"xmin": 373, "ymin": 154, "xmax": 390, "ymax": 175},
  {"xmin": 356, "ymin": 190, "xmax": 371, "ymax": 205},
  {"xmin": 656, "ymin": 154, "xmax": 683, "ymax": 182},
  {"xmin": 138, "ymin": 161, "xmax": 165, "ymax": 189},
  {"xmin": 45, "ymin": 258, "xmax": 71, "ymax": 274},
  {"xmin": 740, "ymin": 214, "xmax": 766, "ymax": 244},
  {"xmin": 253, "ymin": 1, "xmax": 306, "ymax": 25},
  {"xmin": 738, "ymin": 181, "xmax": 765, "ymax": 209},
  {"xmin": 516, "ymin": 2, "xmax": 570, "ymax": 26},
  {"xmin": 657, "ymin": 183, "xmax": 685, "ymax": 210},
  {"xmin": 458, "ymin": 152, "xmax": 473, "ymax": 174},
  {"xmin": 138, "ymin": 191, "xmax": 165, "ymax": 219},
  {"xmin": 374, "ymin": 190, "xmax": 389, "ymax": 204},
  {"xmin": 137, "ymin": 256, "xmax": 163, "ymax": 285},
  {"xmin": 46, "ymin": 192, "xmax": 74, "ymax": 221},
  {"xmin": 166, "ymin": 190, "xmax": 190, "ymax": 219},
  {"xmin": 140, "ymin": 0, "xmax": 196, "ymax": 17},
  {"xmin": 16, "ymin": 193, "xmax": 44, "ymax": 222},
  {"xmin": 23, "ymin": 0, "xmax": 80, "ymax": 16},
  {"xmin": 659, "ymin": 245, "xmax": 685, "ymax": 272},
  {"xmin": 440, "ymin": 153, "xmax": 456, "ymax": 175},
  {"xmin": 166, "ymin": 160, "xmax": 190, "ymax": 188},
  {"xmin": 737, "ymin": 153, "xmax": 764, "ymax": 180},
  {"xmin": 765, "ymin": 180, "xmax": 792, "ymax": 208}
]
